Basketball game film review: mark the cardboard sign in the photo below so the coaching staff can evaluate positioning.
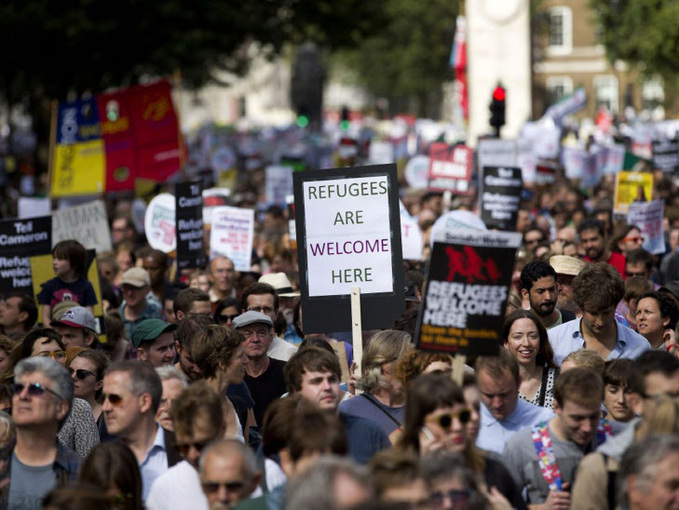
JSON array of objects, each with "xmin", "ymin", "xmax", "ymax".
[
  {"xmin": 175, "ymin": 181, "xmax": 206, "ymax": 270},
  {"xmin": 652, "ymin": 139, "xmax": 679, "ymax": 173},
  {"xmin": 480, "ymin": 167, "xmax": 522, "ymax": 231},
  {"xmin": 210, "ymin": 206, "xmax": 255, "ymax": 272},
  {"xmin": 0, "ymin": 216, "xmax": 52, "ymax": 294},
  {"xmin": 614, "ymin": 172, "xmax": 654, "ymax": 215},
  {"xmin": 293, "ymin": 164, "xmax": 404, "ymax": 333},
  {"xmin": 627, "ymin": 200, "xmax": 666, "ymax": 255},
  {"xmin": 428, "ymin": 143, "xmax": 473, "ymax": 194},
  {"xmin": 52, "ymin": 200, "xmax": 112, "ymax": 254},
  {"xmin": 415, "ymin": 231, "xmax": 521, "ymax": 356},
  {"xmin": 265, "ymin": 165, "xmax": 294, "ymax": 206},
  {"xmin": 145, "ymin": 193, "xmax": 176, "ymax": 253}
]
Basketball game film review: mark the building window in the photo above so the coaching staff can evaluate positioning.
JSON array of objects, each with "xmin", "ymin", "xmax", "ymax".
[
  {"xmin": 641, "ymin": 78, "xmax": 664, "ymax": 111},
  {"xmin": 594, "ymin": 76, "xmax": 619, "ymax": 114},
  {"xmin": 547, "ymin": 7, "xmax": 572, "ymax": 55},
  {"xmin": 546, "ymin": 77, "xmax": 573, "ymax": 105}
]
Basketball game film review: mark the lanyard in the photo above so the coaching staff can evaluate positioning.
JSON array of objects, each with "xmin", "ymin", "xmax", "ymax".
[{"xmin": 532, "ymin": 418, "xmax": 614, "ymax": 492}]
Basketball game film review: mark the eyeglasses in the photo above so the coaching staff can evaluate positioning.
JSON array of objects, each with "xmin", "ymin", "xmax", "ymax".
[
  {"xmin": 39, "ymin": 351, "xmax": 66, "ymax": 362},
  {"xmin": 216, "ymin": 313, "xmax": 239, "ymax": 324},
  {"xmin": 247, "ymin": 306, "xmax": 275, "ymax": 315},
  {"xmin": 69, "ymin": 368, "xmax": 96, "ymax": 380},
  {"xmin": 176, "ymin": 441, "xmax": 209, "ymax": 457},
  {"xmin": 11, "ymin": 382, "xmax": 63, "ymax": 400},
  {"xmin": 201, "ymin": 480, "xmax": 245, "ymax": 494},
  {"xmin": 102, "ymin": 393, "xmax": 124, "ymax": 406},
  {"xmin": 622, "ymin": 236, "xmax": 644, "ymax": 243},
  {"xmin": 430, "ymin": 489, "xmax": 470, "ymax": 508},
  {"xmin": 428, "ymin": 409, "xmax": 472, "ymax": 429}
]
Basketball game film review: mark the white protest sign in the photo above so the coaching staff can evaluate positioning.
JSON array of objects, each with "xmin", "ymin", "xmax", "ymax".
[
  {"xmin": 144, "ymin": 193, "xmax": 176, "ymax": 253},
  {"xmin": 400, "ymin": 201, "xmax": 423, "ymax": 260},
  {"xmin": 265, "ymin": 165, "xmax": 294, "ymax": 205},
  {"xmin": 404, "ymin": 155, "xmax": 430, "ymax": 189},
  {"xmin": 210, "ymin": 206, "xmax": 255, "ymax": 271},
  {"xmin": 303, "ymin": 176, "xmax": 393, "ymax": 297},
  {"xmin": 369, "ymin": 141, "xmax": 394, "ymax": 165},
  {"xmin": 477, "ymin": 139, "xmax": 517, "ymax": 171},
  {"xmin": 202, "ymin": 188, "xmax": 231, "ymax": 225},
  {"xmin": 628, "ymin": 200, "xmax": 666, "ymax": 255},
  {"xmin": 430, "ymin": 209, "xmax": 487, "ymax": 246},
  {"xmin": 18, "ymin": 197, "xmax": 51, "ymax": 219},
  {"xmin": 52, "ymin": 200, "xmax": 112, "ymax": 253}
]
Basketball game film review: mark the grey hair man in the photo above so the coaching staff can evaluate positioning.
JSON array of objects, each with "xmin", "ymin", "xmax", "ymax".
[
  {"xmin": 620, "ymin": 434, "xmax": 679, "ymax": 510},
  {"xmin": 8, "ymin": 357, "xmax": 80, "ymax": 509},
  {"xmin": 199, "ymin": 439, "xmax": 261, "ymax": 509}
]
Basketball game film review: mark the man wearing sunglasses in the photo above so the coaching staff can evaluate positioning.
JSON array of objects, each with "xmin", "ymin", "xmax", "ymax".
[
  {"xmin": 102, "ymin": 360, "xmax": 182, "ymax": 500},
  {"xmin": 7, "ymin": 357, "xmax": 80, "ymax": 509},
  {"xmin": 146, "ymin": 381, "xmax": 225, "ymax": 510},
  {"xmin": 132, "ymin": 318, "xmax": 179, "ymax": 368}
]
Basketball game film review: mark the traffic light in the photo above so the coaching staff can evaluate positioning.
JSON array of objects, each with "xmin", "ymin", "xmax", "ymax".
[
  {"xmin": 489, "ymin": 84, "xmax": 506, "ymax": 134},
  {"xmin": 340, "ymin": 106, "xmax": 350, "ymax": 131}
]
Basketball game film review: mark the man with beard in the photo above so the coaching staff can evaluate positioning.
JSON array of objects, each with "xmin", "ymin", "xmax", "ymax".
[
  {"xmin": 579, "ymin": 217, "xmax": 626, "ymax": 277},
  {"xmin": 520, "ymin": 261, "xmax": 575, "ymax": 329},
  {"xmin": 549, "ymin": 255, "xmax": 586, "ymax": 317},
  {"xmin": 548, "ymin": 263, "xmax": 650, "ymax": 367}
]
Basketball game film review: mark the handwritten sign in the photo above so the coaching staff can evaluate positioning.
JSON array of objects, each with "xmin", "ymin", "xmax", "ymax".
[
  {"xmin": 210, "ymin": 206, "xmax": 255, "ymax": 272},
  {"xmin": 52, "ymin": 200, "xmax": 112, "ymax": 254},
  {"xmin": 294, "ymin": 164, "xmax": 404, "ymax": 333}
]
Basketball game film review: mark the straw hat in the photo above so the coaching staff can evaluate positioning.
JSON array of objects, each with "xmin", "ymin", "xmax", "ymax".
[
  {"xmin": 258, "ymin": 272, "xmax": 300, "ymax": 297},
  {"xmin": 549, "ymin": 255, "xmax": 586, "ymax": 276}
]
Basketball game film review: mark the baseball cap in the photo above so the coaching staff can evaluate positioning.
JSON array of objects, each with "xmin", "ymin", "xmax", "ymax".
[
  {"xmin": 232, "ymin": 311, "xmax": 273, "ymax": 329},
  {"xmin": 122, "ymin": 267, "xmax": 151, "ymax": 288},
  {"xmin": 258, "ymin": 273, "xmax": 300, "ymax": 297},
  {"xmin": 131, "ymin": 318, "xmax": 177, "ymax": 348},
  {"xmin": 52, "ymin": 306, "xmax": 97, "ymax": 332}
]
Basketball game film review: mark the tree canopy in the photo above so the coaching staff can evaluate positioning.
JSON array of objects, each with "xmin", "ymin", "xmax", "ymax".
[
  {"xmin": 590, "ymin": 0, "xmax": 679, "ymax": 85},
  {"xmin": 0, "ymin": 0, "xmax": 385, "ymax": 102}
]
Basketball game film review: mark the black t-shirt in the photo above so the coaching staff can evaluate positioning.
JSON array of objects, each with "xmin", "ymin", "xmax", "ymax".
[{"xmin": 244, "ymin": 358, "xmax": 287, "ymax": 426}]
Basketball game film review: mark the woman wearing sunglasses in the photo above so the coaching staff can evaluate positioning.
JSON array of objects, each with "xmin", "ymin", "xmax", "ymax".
[
  {"xmin": 214, "ymin": 298, "xmax": 241, "ymax": 330},
  {"xmin": 398, "ymin": 373, "xmax": 526, "ymax": 510},
  {"xmin": 68, "ymin": 349, "xmax": 112, "ymax": 442}
]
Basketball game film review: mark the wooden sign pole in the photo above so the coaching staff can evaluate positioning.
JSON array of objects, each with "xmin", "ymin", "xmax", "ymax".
[
  {"xmin": 351, "ymin": 286, "xmax": 363, "ymax": 379},
  {"xmin": 451, "ymin": 354, "xmax": 467, "ymax": 387}
]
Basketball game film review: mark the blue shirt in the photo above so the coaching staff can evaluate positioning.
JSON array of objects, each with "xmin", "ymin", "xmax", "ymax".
[
  {"xmin": 119, "ymin": 294, "xmax": 162, "ymax": 339},
  {"xmin": 548, "ymin": 318, "xmax": 651, "ymax": 367},
  {"xmin": 476, "ymin": 399, "xmax": 554, "ymax": 455},
  {"xmin": 140, "ymin": 424, "xmax": 169, "ymax": 501}
]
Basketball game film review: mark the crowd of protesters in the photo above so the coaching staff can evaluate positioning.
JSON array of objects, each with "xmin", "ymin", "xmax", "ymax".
[{"xmin": 2, "ymin": 133, "xmax": 679, "ymax": 510}]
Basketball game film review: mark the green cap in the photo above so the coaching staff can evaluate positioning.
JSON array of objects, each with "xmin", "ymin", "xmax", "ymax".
[{"xmin": 131, "ymin": 318, "xmax": 177, "ymax": 348}]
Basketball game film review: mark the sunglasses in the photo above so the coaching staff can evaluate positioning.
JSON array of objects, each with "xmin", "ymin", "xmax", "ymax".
[
  {"xmin": 176, "ymin": 441, "xmax": 209, "ymax": 457},
  {"xmin": 429, "ymin": 409, "xmax": 472, "ymax": 429},
  {"xmin": 216, "ymin": 313, "xmax": 239, "ymax": 324},
  {"xmin": 69, "ymin": 368, "xmax": 96, "ymax": 380},
  {"xmin": 201, "ymin": 481, "xmax": 245, "ymax": 494},
  {"xmin": 102, "ymin": 393, "xmax": 124, "ymax": 406},
  {"xmin": 430, "ymin": 489, "xmax": 470, "ymax": 507},
  {"xmin": 11, "ymin": 382, "xmax": 63, "ymax": 400}
]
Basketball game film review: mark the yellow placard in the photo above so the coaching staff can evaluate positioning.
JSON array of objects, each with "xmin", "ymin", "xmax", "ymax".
[
  {"xmin": 614, "ymin": 171, "xmax": 654, "ymax": 215},
  {"xmin": 51, "ymin": 140, "xmax": 105, "ymax": 197}
]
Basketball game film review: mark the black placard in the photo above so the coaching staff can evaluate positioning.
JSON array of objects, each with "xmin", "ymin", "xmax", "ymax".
[
  {"xmin": 175, "ymin": 181, "xmax": 206, "ymax": 270},
  {"xmin": 0, "ymin": 216, "xmax": 52, "ymax": 293},
  {"xmin": 480, "ymin": 166, "xmax": 522, "ymax": 231},
  {"xmin": 415, "ymin": 235, "xmax": 518, "ymax": 356},
  {"xmin": 293, "ymin": 164, "xmax": 404, "ymax": 333},
  {"xmin": 652, "ymin": 138, "xmax": 679, "ymax": 173}
]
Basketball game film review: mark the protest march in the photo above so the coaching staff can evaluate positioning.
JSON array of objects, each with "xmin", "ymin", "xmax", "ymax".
[{"xmin": 1, "ymin": 80, "xmax": 679, "ymax": 510}]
